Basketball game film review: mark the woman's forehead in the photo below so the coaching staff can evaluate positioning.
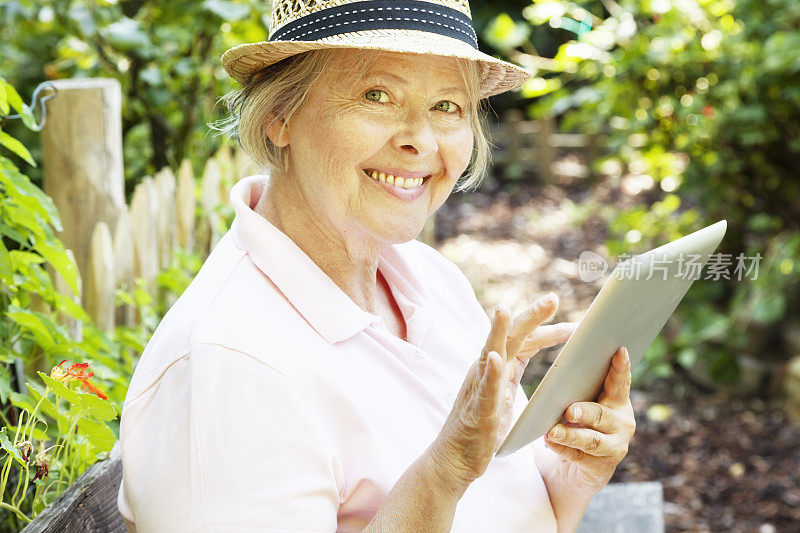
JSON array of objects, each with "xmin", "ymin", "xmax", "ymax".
[{"xmin": 325, "ymin": 49, "xmax": 468, "ymax": 89}]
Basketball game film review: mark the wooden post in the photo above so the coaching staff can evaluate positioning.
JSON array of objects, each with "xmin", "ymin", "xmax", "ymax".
[
  {"xmin": 154, "ymin": 167, "xmax": 177, "ymax": 270},
  {"xmin": 113, "ymin": 208, "xmax": 135, "ymax": 327},
  {"xmin": 176, "ymin": 160, "xmax": 196, "ymax": 253},
  {"xmin": 536, "ymin": 115, "xmax": 557, "ymax": 183},
  {"xmin": 40, "ymin": 79, "xmax": 126, "ymax": 306},
  {"xmin": 129, "ymin": 178, "xmax": 159, "ymax": 294},
  {"xmin": 86, "ymin": 222, "xmax": 115, "ymax": 331}
]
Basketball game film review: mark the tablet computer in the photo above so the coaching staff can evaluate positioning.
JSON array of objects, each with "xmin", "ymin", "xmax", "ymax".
[{"xmin": 496, "ymin": 220, "xmax": 728, "ymax": 458}]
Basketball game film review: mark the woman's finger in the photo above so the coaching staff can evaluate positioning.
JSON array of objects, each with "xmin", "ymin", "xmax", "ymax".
[
  {"xmin": 483, "ymin": 304, "xmax": 512, "ymax": 361},
  {"xmin": 597, "ymin": 347, "xmax": 632, "ymax": 408},
  {"xmin": 516, "ymin": 322, "xmax": 578, "ymax": 360},
  {"xmin": 543, "ymin": 439, "xmax": 613, "ymax": 472},
  {"xmin": 505, "ymin": 293, "xmax": 559, "ymax": 360},
  {"xmin": 476, "ymin": 351, "xmax": 502, "ymax": 422},
  {"xmin": 546, "ymin": 424, "xmax": 621, "ymax": 459},
  {"xmin": 563, "ymin": 402, "xmax": 627, "ymax": 435}
]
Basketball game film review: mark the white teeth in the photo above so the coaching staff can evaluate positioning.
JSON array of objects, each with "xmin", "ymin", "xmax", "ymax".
[{"xmin": 365, "ymin": 170, "xmax": 425, "ymax": 189}]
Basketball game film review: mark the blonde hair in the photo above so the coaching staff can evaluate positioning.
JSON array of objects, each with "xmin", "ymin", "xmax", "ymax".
[{"xmin": 214, "ymin": 48, "xmax": 491, "ymax": 192}]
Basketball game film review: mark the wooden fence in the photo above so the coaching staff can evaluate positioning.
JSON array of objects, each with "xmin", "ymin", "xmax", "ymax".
[
  {"xmin": 83, "ymin": 147, "xmax": 253, "ymax": 332},
  {"xmin": 489, "ymin": 109, "xmax": 601, "ymax": 182}
]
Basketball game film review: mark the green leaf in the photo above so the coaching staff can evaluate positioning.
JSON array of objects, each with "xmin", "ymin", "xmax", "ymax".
[
  {"xmin": 10, "ymin": 390, "xmax": 36, "ymax": 413},
  {"xmin": 38, "ymin": 372, "xmax": 82, "ymax": 406},
  {"xmin": 53, "ymin": 292, "xmax": 91, "ymax": 322},
  {"xmin": 0, "ymin": 81, "xmax": 9, "ymax": 116},
  {"xmin": 78, "ymin": 392, "xmax": 117, "ymax": 421},
  {"xmin": 0, "ymin": 364, "xmax": 12, "ymax": 405},
  {"xmin": 7, "ymin": 308, "xmax": 56, "ymax": 350},
  {"xmin": 3, "ymin": 81, "xmax": 26, "ymax": 116},
  {"xmin": 0, "ymin": 427, "xmax": 24, "ymax": 465},
  {"xmin": 201, "ymin": 0, "xmax": 250, "ymax": 20},
  {"xmin": 0, "ymin": 158, "xmax": 63, "ymax": 231},
  {"xmin": 36, "ymin": 241, "xmax": 79, "ymax": 296},
  {"xmin": 26, "ymin": 382, "xmax": 64, "ymax": 423},
  {"xmin": 0, "ymin": 130, "xmax": 36, "ymax": 166},
  {"xmin": 76, "ymin": 417, "xmax": 115, "ymax": 453},
  {"xmin": 752, "ymin": 293, "xmax": 786, "ymax": 324},
  {"xmin": 0, "ymin": 238, "xmax": 13, "ymax": 286},
  {"xmin": 101, "ymin": 18, "xmax": 151, "ymax": 51}
]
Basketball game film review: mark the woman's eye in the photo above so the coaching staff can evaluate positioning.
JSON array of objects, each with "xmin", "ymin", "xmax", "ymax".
[
  {"xmin": 364, "ymin": 89, "xmax": 389, "ymax": 103},
  {"xmin": 434, "ymin": 100, "xmax": 461, "ymax": 114}
]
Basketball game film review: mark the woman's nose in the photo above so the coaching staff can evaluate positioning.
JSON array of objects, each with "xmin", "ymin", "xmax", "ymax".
[{"xmin": 391, "ymin": 114, "xmax": 439, "ymax": 158}]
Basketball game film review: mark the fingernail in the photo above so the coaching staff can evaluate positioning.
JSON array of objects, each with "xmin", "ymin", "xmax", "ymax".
[
  {"xmin": 623, "ymin": 347, "xmax": 630, "ymax": 362},
  {"xmin": 549, "ymin": 425, "xmax": 561, "ymax": 439},
  {"xmin": 544, "ymin": 292, "xmax": 557, "ymax": 305},
  {"xmin": 571, "ymin": 407, "xmax": 581, "ymax": 422}
]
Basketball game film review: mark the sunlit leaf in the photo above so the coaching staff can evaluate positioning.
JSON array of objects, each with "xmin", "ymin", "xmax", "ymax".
[
  {"xmin": 38, "ymin": 372, "xmax": 82, "ymax": 406},
  {"xmin": 78, "ymin": 391, "xmax": 117, "ymax": 421},
  {"xmin": 0, "ymin": 130, "xmax": 36, "ymax": 166},
  {"xmin": 0, "ymin": 427, "xmax": 25, "ymax": 465},
  {"xmin": 76, "ymin": 417, "xmax": 115, "ymax": 453}
]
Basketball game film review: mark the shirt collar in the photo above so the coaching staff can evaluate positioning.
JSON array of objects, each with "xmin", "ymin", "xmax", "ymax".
[{"xmin": 232, "ymin": 174, "xmax": 427, "ymax": 344}]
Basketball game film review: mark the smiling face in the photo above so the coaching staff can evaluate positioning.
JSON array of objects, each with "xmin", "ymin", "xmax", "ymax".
[{"xmin": 272, "ymin": 49, "xmax": 476, "ymax": 245}]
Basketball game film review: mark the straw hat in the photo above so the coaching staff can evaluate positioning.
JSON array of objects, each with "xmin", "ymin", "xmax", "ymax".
[{"xmin": 221, "ymin": 0, "xmax": 532, "ymax": 98}]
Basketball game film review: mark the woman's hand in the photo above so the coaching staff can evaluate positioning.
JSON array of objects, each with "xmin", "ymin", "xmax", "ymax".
[
  {"xmin": 429, "ymin": 293, "xmax": 576, "ymax": 489},
  {"xmin": 541, "ymin": 346, "xmax": 636, "ymax": 494}
]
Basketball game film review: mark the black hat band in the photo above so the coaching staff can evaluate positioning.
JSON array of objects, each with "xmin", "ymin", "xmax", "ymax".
[{"xmin": 269, "ymin": 0, "xmax": 478, "ymax": 49}]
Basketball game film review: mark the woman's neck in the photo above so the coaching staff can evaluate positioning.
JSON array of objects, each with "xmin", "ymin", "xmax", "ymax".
[{"xmin": 253, "ymin": 172, "xmax": 385, "ymax": 315}]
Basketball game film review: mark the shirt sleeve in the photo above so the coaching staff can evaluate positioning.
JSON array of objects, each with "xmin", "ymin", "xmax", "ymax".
[{"xmin": 119, "ymin": 343, "xmax": 341, "ymax": 532}]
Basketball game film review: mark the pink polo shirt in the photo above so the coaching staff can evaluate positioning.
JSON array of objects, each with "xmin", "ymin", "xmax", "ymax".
[{"xmin": 117, "ymin": 175, "xmax": 556, "ymax": 532}]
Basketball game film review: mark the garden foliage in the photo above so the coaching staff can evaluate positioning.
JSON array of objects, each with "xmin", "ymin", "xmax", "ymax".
[
  {"xmin": 0, "ymin": 76, "xmax": 200, "ymax": 528},
  {"xmin": 488, "ymin": 0, "xmax": 800, "ymax": 388}
]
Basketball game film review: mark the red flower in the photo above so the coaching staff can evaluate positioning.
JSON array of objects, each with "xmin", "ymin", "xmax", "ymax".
[
  {"xmin": 702, "ymin": 106, "xmax": 715, "ymax": 118},
  {"xmin": 50, "ymin": 360, "xmax": 108, "ymax": 400}
]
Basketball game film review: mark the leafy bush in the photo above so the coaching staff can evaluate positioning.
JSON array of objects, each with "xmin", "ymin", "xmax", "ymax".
[{"xmin": 495, "ymin": 0, "xmax": 800, "ymax": 391}]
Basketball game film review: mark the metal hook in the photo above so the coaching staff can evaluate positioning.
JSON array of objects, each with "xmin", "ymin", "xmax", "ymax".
[{"xmin": 4, "ymin": 81, "xmax": 58, "ymax": 131}]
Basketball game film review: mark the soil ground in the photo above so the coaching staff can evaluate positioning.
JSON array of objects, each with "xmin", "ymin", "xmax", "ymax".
[{"xmin": 434, "ymin": 172, "xmax": 800, "ymax": 532}]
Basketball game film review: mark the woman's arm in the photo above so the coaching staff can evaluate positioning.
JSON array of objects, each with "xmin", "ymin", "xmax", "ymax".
[{"xmin": 363, "ymin": 443, "xmax": 469, "ymax": 532}]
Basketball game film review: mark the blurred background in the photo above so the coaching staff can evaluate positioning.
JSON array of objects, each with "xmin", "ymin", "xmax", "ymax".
[{"xmin": 1, "ymin": 0, "xmax": 799, "ymax": 531}]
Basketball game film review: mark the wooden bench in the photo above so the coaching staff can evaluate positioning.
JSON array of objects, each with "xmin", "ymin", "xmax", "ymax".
[{"xmin": 21, "ymin": 443, "xmax": 663, "ymax": 532}]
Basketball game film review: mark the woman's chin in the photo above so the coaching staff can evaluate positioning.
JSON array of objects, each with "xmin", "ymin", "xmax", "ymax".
[{"xmin": 372, "ymin": 223, "xmax": 427, "ymax": 245}]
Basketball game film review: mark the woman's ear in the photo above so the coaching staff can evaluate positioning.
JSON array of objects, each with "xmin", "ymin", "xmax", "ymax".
[{"xmin": 265, "ymin": 116, "xmax": 289, "ymax": 147}]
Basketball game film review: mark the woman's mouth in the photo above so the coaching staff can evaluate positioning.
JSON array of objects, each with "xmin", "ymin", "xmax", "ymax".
[
  {"xmin": 361, "ymin": 168, "xmax": 431, "ymax": 202},
  {"xmin": 362, "ymin": 169, "xmax": 431, "ymax": 189}
]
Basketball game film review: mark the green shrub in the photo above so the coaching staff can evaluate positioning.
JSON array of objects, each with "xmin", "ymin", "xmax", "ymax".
[{"xmin": 495, "ymin": 0, "xmax": 800, "ymax": 390}]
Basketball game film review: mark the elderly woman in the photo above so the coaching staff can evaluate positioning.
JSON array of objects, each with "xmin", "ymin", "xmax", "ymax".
[{"xmin": 117, "ymin": 0, "xmax": 636, "ymax": 531}]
